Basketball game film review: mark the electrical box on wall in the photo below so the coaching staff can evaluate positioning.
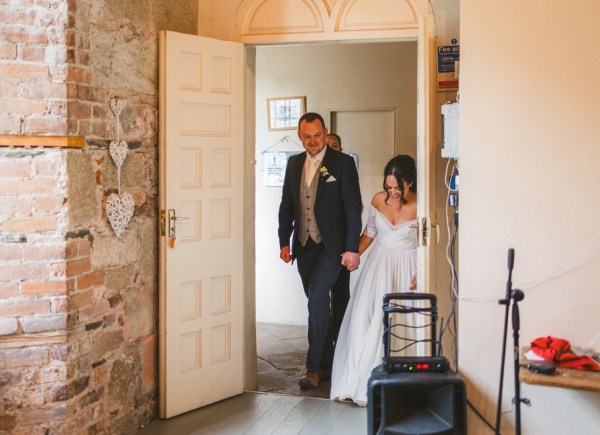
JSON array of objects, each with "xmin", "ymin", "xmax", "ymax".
[{"xmin": 441, "ymin": 101, "xmax": 459, "ymax": 159}]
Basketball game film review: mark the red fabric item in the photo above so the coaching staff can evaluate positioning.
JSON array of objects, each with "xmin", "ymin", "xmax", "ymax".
[{"xmin": 531, "ymin": 336, "xmax": 600, "ymax": 371}]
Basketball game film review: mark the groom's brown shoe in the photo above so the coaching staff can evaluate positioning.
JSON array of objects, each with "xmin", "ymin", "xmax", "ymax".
[{"xmin": 298, "ymin": 369, "xmax": 319, "ymax": 389}]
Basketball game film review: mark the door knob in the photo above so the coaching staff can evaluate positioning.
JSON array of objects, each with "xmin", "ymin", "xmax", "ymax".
[
  {"xmin": 167, "ymin": 209, "xmax": 190, "ymax": 246},
  {"xmin": 410, "ymin": 218, "xmax": 440, "ymax": 247}
]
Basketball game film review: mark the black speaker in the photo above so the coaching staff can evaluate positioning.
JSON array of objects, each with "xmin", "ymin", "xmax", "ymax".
[{"xmin": 368, "ymin": 365, "xmax": 467, "ymax": 435}]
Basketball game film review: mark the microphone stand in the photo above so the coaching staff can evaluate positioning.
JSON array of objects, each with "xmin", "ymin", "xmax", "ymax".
[
  {"xmin": 496, "ymin": 249, "xmax": 529, "ymax": 435},
  {"xmin": 495, "ymin": 248, "xmax": 514, "ymax": 435},
  {"xmin": 511, "ymin": 288, "xmax": 526, "ymax": 435}
]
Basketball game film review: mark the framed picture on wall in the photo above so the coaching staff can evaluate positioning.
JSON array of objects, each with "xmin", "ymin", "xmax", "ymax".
[{"xmin": 267, "ymin": 96, "xmax": 306, "ymax": 131}]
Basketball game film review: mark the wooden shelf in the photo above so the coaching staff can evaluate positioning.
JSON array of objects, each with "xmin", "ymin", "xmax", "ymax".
[
  {"xmin": 0, "ymin": 135, "xmax": 85, "ymax": 148},
  {"xmin": 0, "ymin": 331, "xmax": 67, "ymax": 350},
  {"xmin": 520, "ymin": 348, "xmax": 600, "ymax": 392}
]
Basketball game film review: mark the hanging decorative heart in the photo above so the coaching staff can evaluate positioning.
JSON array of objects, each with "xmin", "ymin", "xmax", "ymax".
[
  {"xmin": 109, "ymin": 140, "xmax": 128, "ymax": 168},
  {"xmin": 110, "ymin": 97, "xmax": 126, "ymax": 117},
  {"xmin": 106, "ymin": 192, "xmax": 135, "ymax": 238},
  {"xmin": 107, "ymin": 96, "xmax": 134, "ymax": 238}
]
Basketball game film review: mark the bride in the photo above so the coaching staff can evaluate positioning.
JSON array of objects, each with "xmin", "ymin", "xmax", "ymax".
[{"xmin": 331, "ymin": 154, "xmax": 418, "ymax": 406}]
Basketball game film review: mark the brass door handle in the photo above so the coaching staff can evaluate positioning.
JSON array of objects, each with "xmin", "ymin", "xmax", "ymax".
[
  {"xmin": 410, "ymin": 219, "xmax": 440, "ymax": 246},
  {"xmin": 167, "ymin": 209, "xmax": 190, "ymax": 243},
  {"xmin": 410, "ymin": 219, "xmax": 424, "ymax": 247}
]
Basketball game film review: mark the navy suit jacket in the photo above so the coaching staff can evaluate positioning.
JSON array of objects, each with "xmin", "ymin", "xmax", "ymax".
[{"xmin": 278, "ymin": 147, "xmax": 362, "ymax": 265}]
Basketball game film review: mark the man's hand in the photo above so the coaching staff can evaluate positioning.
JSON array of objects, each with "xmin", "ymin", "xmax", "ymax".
[
  {"xmin": 341, "ymin": 252, "xmax": 360, "ymax": 272},
  {"xmin": 280, "ymin": 246, "xmax": 292, "ymax": 263}
]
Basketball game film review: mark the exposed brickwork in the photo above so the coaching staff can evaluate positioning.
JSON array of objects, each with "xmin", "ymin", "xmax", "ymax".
[
  {"xmin": 0, "ymin": 0, "xmax": 201, "ymax": 432},
  {"xmin": 0, "ymin": 317, "xmax": 18, "ymax": 335},
  {"xmin": 0, "ymin": 282, "xmax": 18, "ymax": 299},
  {"xmin": 0, "ymin": 2, "xmax": 68, "ymax": 136},
  {"xmin": 66, "ymin": 257, "xmax": 91, "ymax": 276},
  {"xmin": 0, "ymin": 215, "xmax": 59, "ymax": 233},
  {"xmin": 21, "ymin": 280, "xmax": 68, "ymax": 297},
  {"xmin": 0, "ymin": 144, "xmax": 72, "ymax": 432}
]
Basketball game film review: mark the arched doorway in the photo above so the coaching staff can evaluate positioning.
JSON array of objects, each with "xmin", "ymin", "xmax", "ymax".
[{"xmin": 226, "ymin": 0, "xmax": 439, "ymax": 390}]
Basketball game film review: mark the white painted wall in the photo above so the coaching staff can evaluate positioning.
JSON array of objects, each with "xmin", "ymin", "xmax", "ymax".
[
  {"xmin": 460, "ymin": 1, "xmax": 600, "ymax": 433},
  {"xmin": 430, "ymin": 0, "xmax": 462, "ymax": 366},
  {"xmin": 255, "ymin": 42, "xmax": 417, "ymax": 324}
]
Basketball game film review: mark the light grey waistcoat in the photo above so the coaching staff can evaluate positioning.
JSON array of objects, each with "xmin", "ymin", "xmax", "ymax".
[{"xmin": 297, "ymin": 164, "xmax": 321, "ymax": 246}]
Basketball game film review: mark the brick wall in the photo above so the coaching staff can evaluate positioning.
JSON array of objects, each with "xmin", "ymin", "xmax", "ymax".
[
  {"xmin": 0, "ymin": 148, "xmax": 69, "ymax": 434},
  {"xmin": 0, "ymin": 1, "xmax": 69, "ymax": 136},
  {"xmin": 0, "ymin": 1, "xmax": 198, "ymax": 433}
]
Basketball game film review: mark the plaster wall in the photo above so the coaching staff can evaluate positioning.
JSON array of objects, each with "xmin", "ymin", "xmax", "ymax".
[{"xmin": 460, "ymin": 1, "xmax": 600, "ymax": 433}]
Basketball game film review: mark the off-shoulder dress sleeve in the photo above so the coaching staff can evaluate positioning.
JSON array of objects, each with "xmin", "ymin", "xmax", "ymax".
[{"xmin": 363, "ymin": 204, "xmax": 378, "ymax": 238}]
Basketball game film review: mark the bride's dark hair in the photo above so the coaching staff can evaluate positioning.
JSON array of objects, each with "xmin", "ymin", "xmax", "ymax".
[{"xmin": 383, "ymin": 155, "xmax": 417, "ymax": 204}]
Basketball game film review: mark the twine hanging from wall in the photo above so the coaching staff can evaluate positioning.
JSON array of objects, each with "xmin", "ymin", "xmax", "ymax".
[{"xmin": 106, "ymin": 97, "xmax": 134, "ymax": 238}]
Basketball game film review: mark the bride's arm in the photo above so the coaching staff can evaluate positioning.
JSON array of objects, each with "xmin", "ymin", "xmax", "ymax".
[
  {"xmin": 358, "ymin": 233, "xmax": 374, "ymax": 256},
  {"xmin": 358, "ymin": 198, "xmax": 379, "ymax": 255}
]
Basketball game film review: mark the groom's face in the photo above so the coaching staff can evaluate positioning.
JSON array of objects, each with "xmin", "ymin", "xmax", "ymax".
[{"xmin": 298, "ymin": 120, "xmax": 328, "ymax": 156}]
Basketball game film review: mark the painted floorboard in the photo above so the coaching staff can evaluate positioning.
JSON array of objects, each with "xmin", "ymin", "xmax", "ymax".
[
  {"xmin": 139, "ymin": 324, "xmax": 367, "ymax": 434},
  {"xmin": 188, "ymin": 393, "xmax": 282, "ymax": 434},
  {"xmin": 273, "ymin": 396, "xmax": 329, "ymax": 434},
  {"xmin": 243, "ymin": 394, "xmax": 304, "ymax": 434},
  {"xmin": 139, "ymin": 392, "xmax": 366, "ymax": 434}
]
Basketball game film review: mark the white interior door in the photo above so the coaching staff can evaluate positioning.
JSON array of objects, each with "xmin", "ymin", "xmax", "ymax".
[
  {"xmin": 416, "ymin": 16, "xmax": 437, "ymax": 291},
  {"xmin": 159, "ymin": 31, "xmax": 244, "ymax": 418}
]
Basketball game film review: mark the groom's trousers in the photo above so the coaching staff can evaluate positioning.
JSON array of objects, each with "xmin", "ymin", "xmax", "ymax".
[{"xmin": 296, "ymin": 237, "xmax": 349, "ymax": 371}]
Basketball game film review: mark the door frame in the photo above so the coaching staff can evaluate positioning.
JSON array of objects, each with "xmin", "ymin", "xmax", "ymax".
[
  {"xmin": 244, "ymin": 32, "xmax": 437, "ymax": 390},
  {"xmin": 196, "ymin": 0, "xmax": 439, "ymax": 394}
]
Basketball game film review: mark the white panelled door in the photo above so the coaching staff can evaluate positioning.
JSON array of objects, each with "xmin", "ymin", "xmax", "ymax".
[
  {"xmin": 159, "ymin": 31, "xmax": 244, "ymax": 418},
  {"xmin": 416, "ymin": 16, "xmax": 438, "ymax": 291}
]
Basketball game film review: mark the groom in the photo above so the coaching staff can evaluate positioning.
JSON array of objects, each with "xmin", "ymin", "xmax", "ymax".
[{"xmin": 278, "ymin": 112, "xmax": 362, "ymax": 388}]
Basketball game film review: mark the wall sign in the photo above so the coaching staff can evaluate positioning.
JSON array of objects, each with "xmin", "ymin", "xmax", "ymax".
[
  {"xmin": 437, "ymin": 39, "xmax": 460, "ymax": 91},
  {"xmin": 263, "ymin": 151, "xmax": 301, "ymax": 187}
]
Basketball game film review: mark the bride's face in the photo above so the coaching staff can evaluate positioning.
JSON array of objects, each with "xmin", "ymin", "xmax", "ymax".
[{"xmin": 384, "ymin": 175, "xmax": 402, "ymax": 200}]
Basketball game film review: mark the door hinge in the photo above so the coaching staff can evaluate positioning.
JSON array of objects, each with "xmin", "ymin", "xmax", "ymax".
[{"xmin": 160, "ymin": 209, "xmax": 166, "ymax": 236}]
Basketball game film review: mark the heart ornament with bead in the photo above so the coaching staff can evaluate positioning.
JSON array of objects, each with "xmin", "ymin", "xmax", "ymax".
[
  {"xmin": 109, "ymin": 140, "xmax": 128, "ymax": 168},
  {"xmin": 106, "ymin": 97, "xmax": 134, "ymax": 238},
  {"xmin": 106, "ymin": 192, "xmax": 134, "ymax": 238}
]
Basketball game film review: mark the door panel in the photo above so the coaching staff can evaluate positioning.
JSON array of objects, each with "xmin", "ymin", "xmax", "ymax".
[
  {"xmin": 159, "ymin": 31, "xmax": 244, "ymax": 418},
  {"xmin": 416, "ymin": 16, "xmax": 437, "ymax": 291}
]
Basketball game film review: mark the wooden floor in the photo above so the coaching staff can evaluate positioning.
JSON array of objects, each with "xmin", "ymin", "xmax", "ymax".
[
  {"xmin": 138, "ymin": 323, "xmax": 367, "ymax": 434},
  {"xmin": 138, "ymin": 391, "xmax": 366, "ymax": 434}
]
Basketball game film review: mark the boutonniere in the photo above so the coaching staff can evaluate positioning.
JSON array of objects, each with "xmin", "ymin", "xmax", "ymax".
[{"xmin": 319, "ymin": 166, "xmax": 330, "ymax": 181}]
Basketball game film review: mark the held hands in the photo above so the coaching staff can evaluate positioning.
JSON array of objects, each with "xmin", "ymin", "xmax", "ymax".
[
  {"xmin": 280, "ymin": 246, "xmax": 292, "ymax": 263},
  {"xmin": 341, "ymin": 252, "xmax": 360, "ymax": 272}
]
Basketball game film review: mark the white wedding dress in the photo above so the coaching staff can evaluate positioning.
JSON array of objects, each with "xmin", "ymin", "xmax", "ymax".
[{"xmin": 330, "ymin": 204, "xmax": 418, "ymax": 406}]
